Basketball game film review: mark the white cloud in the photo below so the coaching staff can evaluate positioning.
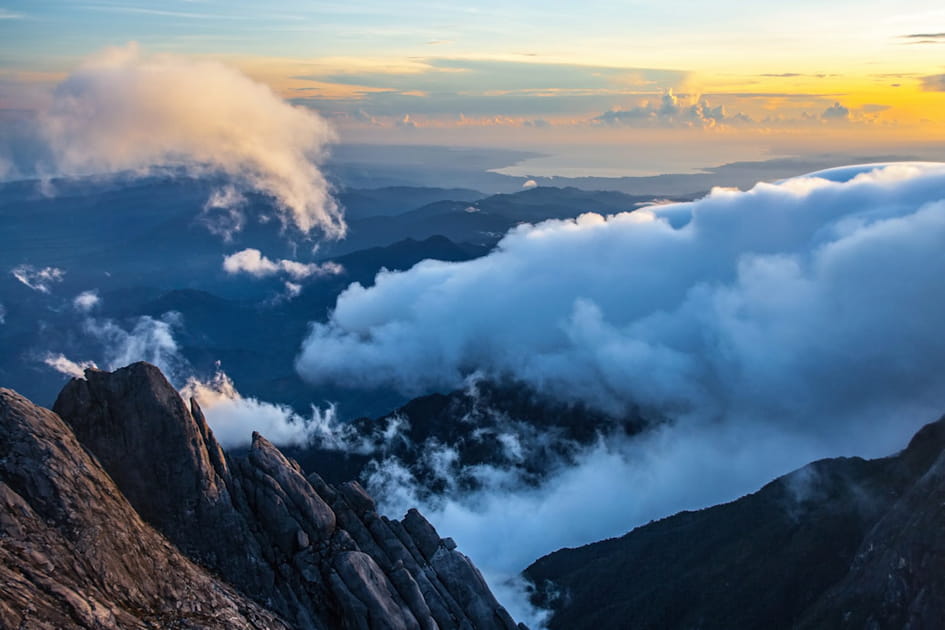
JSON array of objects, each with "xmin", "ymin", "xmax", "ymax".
[
  {"xmin": 43, "ymin": 311, "xmax": 348, "ymax": 448},
  {"xmin": 180, "ymin": 366, "xmax": 353, "ymax": 448},
  {"xmin": 43, "ymin": 353, "xmax": 98, "ymax": 379},
  {"xmin": 223, "ymin": 248, "xmax": 343, "ymax": 280},
  {"xmin": 522, "ymin": 179, "xmax": 538, "ymax": 189},
  {"xmin": 40, "ymin": 43, "xmax": 344, "ymax": 237},
  {"xmin": 73, "ymin": 290, "xmax": 101, "ymax": 312},
  {"xmin": 83, "ymin": 313, "xmax": 189, "ymax": 382},
  {"xmin": 200, "ymin": 185, "xmax": 246, "ymax": 241},
  {"xmin": 297, "ymin": 162, "xmax": 945, "ymax": 620},
  {"xmin": 11, "ymin": 264, "xmax": 65, "ymax": 293},
  {"xmin": 298, "ymin": 163, "xmax": 945, "ymax": 444}
]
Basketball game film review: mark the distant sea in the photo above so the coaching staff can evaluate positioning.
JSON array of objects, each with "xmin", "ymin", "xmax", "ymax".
[{"xmin": 491, "ymin": 142, "xmax": 789, "ymax": 178}]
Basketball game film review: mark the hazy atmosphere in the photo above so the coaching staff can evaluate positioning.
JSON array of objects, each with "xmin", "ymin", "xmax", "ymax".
[{"xmin": 2, "ymin": 3, "xmax": 945, "ymax": 630}]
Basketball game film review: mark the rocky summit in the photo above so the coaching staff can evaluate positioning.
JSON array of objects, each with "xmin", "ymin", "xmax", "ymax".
[{"xmin": 1, "ymin": 362, "xmax": 521, "ymax": 630}]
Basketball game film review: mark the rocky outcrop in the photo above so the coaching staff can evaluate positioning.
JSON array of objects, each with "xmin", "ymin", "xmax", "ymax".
[
  {"xmin": 0, "ymin": 387, "xmax": 290, "ymax": 630},
  {"xmin": 51, "ymin": 362, "xmax": 520, "ymax": 630},
  {"xmin": 525, "ymin": 415, "xmax": 945, "ymax": 630}
]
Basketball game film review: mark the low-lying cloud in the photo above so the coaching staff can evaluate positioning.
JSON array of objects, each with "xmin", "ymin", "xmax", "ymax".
[
  {"xmin": 223, "ymin": 248, "xmax": 343, "ymax": 280},
  {"xmin": 43, "ymin": 353, "xmax": 98, "ymax": 379},
  {"xmin": 73, "ymin": 290, "xmax": 100, "ymax": 312},
  {"xmin": 11, "ymin": 264, "xmax": 65, "ymax": 293},
  {"xmin": 40, "ymin": 43, "xmax": 344, "ymax": 237},
  {"xmin": 181, "ymin": 367, "xmax": 338, "ymax": 448},
  {"xmin": 298, "ymin": 163, "xmax": 945, "ymax": 623},
  {"xmin": 298, "ymin": 162, "xmax": 945, "ymax": 446},
  {"xmin": 41, "ymin": 303, "xmax": 337, "ymax": 448}
]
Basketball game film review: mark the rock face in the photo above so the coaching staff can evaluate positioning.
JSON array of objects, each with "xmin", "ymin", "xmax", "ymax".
[
  {"xmin": 50, "ymin": 362, "xmax": 520, "ymax": 630},
  {"xmin": 525, "ymin": 415, "xmax": 945, "ymax": 630},
  {"xmin": 0, "ymin": 386, "xmax": 290, "ymax": 630}
]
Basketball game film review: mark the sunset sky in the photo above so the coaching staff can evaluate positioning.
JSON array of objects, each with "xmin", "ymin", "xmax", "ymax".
[{"xmin": 2, "ymin": 0, "xmax": 945, "ymax": 167}]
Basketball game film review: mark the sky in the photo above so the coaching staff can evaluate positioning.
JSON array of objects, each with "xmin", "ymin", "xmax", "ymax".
[{"xmin": 2, "ymin": 1, "xmax": 945, "ymax": 168}]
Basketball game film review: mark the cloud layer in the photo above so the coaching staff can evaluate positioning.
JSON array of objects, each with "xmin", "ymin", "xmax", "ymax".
[
  {"xmin": 296, "ymin": 162, "xmax": 945, "ymax": 624},
  {"xmin": 298, "ymin": 162, "xmax": 945, "ymax": 445},
  {"xmin": 40, "ymin": 43, "xmax": 344, "ymax": 237}
]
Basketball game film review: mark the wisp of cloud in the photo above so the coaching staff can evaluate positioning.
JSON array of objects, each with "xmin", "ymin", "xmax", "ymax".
[{"xmin": 40, "ymin": 43, "xmax": 344, "ymax": 237}]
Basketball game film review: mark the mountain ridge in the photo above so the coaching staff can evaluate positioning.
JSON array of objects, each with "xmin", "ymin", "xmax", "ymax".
[
  {"xmin": 524, "ymin": 413, "xmax": 945, "ymax": 629},
  {"xmin": 0, "ymin": 362, "xmax": 522, "ymax": 630}
]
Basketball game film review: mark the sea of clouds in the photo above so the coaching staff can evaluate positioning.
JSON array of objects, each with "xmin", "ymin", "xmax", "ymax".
[{"xmin": 294, "ymin": 163, "xmax": 945, "ymax": 625}]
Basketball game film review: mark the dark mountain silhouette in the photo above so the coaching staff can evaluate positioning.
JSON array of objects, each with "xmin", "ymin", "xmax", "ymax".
[
  {"xmin": 337, "ymin": 186, "xmax": 485, "ymax": 220},
  {"xmin": 282, "ymin": 379, "xmax": 646, "ymax": 494},
  {"xmin": 328, "ymin": 187, "xmax": 669, "ymax": 255},
  {"xmin": 525, "ymin": 414, "xmax": 945, "ymax": 629}
]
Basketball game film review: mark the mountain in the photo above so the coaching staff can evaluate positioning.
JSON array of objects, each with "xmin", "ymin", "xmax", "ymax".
[
  {"xmin": 525, "ymin": 414, "xmax": 945, "ymax": 629},
  {"xmin": 326, "ymin": 187, "xmax": 668, "ymax": 255},
  {"xmin": 0, "ymin": 232, "xmax": 489, "ymax": 415},
  {"xmin": 337, "ymin": 187, "xmax": 486, "ymax": 220},
  {"xmin": 0, "ymin": 362, "xmax": 521, "ymax": 630},
  {"xmin": 0, "ymin": 385, "xmax": 289, "ymax": 629},
  {"xmin": 281, "ymin": 379, "xmax": 645, "ymax": 494}
]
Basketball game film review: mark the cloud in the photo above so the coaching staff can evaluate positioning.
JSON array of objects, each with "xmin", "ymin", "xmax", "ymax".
[
  {"xmin": 921, "ymin": 74, "xmax": 945, "ymax": 91},
  {"xmin": 302, "ymin": 163, "xmax": 945, "ymax": 622},
  {"xmin": 299, "ymin": 162, "xmax": 945, "ymax": 447},
  {"xmin": 522, "ymin": 179, "xmax": 538, "ymax": 189},
  {"xmin": 593, "ymin": 90, "xmax": 752, "ymax": 128},
  {"xmin": 200, "ymin": 185, "xmax": 247, "ymax": 241},
  {"xmin": 43, "ymin": 353, "xmax": 98, "ymax": 379},
  {"xmin": 44, "ymin": 312, "xmax": 345, "ymax": 448},
  {"xmin": 180, "ymin": 367, "xmax": 336, "ymax": 448},
  {"xmin": 73, "ymin": 290, "xmax": 100, "ymax": 312},
  {"xmin": 222, "ymin": 248, "xmax": 343, "ymax": 280},
  {"xmin": 11, "ymin": 264, "xmax": 65, "ymax": 293},
  {"xmin": 900, "ymin": 33, "xmax": 945, "ymax": 44},
  {"xmin": 821, "ymin": 101, "xmax": 850, "ymax": 120},
  {"xmin": 367, "ymin": 415, "xmax": 836, "ymax": 629},
  {"xmin": 80, "ymin": 313, "xmax": 190, "ymax": 382},
  {"xmin": 39, "ymin": 43, "xmax": 344, "ymax": 237}
]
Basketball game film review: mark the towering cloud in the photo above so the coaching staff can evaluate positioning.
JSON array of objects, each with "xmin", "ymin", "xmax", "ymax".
[{"xmin": 40, "ymin": 43, "xmax": 344, "ymax": 237}]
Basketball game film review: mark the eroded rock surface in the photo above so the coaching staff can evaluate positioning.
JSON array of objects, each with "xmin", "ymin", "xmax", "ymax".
[
  {"xmin": 51, "ymin": 362, "xmax": 520, "ymax": 630},
  {"xmin": 0, "ymin": 386, "xmax": 290, "ymax": 630}
]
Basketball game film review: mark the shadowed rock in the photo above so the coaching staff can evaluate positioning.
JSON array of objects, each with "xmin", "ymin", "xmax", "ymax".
[
  {"xmin": 0, "ymin": 386, "xmax": 290, "ymax": 630},
  {"xmin": 525, "ymin": 414, "xmax": 945, "ymax": 630},
  {"xmin": 51, "ymin": 362, "xmax": 520, "ymax": 630}
]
